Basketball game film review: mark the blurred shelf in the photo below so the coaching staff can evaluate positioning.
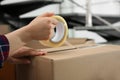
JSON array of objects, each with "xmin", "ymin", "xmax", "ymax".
[
  {"xmin": 0, "ymin": 0, "xmax": 63, "ymax": 16},
  {"xmin": 107, "ymin": 40, "xmax": 120, "ymax": 45},
  {"xmin": 0, "ymin": 0, "xmax": 63, "ymax": 5},
  {"xmin": 74, "ymin": 26, "xmax": 120, "ymax": 39},
  {"xmin": 59, "ymin": 13, "xmax": 120, "ymax": 28},
  {"xmin": 74, "ymin": 26, "xmax": 119, "ymax": 30},
  {"xmin": 18, "ymin": 13, "xmax": 120, "ymax": 28}
]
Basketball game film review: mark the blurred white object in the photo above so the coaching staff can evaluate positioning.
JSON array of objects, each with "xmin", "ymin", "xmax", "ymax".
[
  {"xmin": 74, "ymin": 30, "xmax": 107, "ymax": 43},
  {"xmin": 1, "ymin": 0, "xmax": 30, "ymax": 5},
  {"xmin": 68, "ymin": 28, "xmax": 75, "ymax": 38}
]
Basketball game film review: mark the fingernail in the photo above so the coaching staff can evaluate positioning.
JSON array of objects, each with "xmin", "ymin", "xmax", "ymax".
[
  {"xmin": 38, "ymin": 52, "xmax": 46, "ymax": 55},
  {"xmin": 26, "ymin": 60, "xmax": 31, "ymax": 64},
  {"xmin": 41, "ymin": 52, "xmax": 46, "ymax": 55}
]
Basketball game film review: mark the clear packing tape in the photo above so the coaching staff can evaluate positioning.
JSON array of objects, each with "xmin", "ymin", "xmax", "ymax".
[{"xmin": 39, "ymin": 16, "xmax": 68, "ymax": 47}]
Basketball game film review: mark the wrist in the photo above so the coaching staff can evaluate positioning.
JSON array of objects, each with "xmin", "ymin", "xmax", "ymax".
[
  {"xmin": 15, "ymin": 26, "xmax": 32, "ymax": 43},
  {"xmin": 5, "ymin": 26, "xmax": 32, "ymax": 54}
]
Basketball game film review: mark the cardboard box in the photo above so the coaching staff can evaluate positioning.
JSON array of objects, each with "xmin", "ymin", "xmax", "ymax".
[
  {"xmin": 16, "ymin": 44, "xmax": 120, "ymax": 80},
  {"xmin": 0, "ymin": 25, "xmax": 11, "ymax": 34}
]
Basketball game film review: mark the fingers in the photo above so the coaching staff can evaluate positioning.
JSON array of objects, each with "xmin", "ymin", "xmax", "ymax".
[
  {"xmin": 8, "ymin": 47, "xmax": 47, "ymax": 64},
  {"xmin": 40, "ymin": 12, "xmax": 54, "ymax": 17},
  {"xmin": 51, "ymin": 18, "xmax": 59, "ymax": 25},
  {"xmin": 40, "ymin": 12, "xmax": 59, "ymax": 27},
  {"xmin": 46, "ymin": 18, "xmax": 58, "ymax": 29},
  {"xmin": 47, "ymin": 18, "xmax": 58, "ymax": 39},
  {"xmin": 8, "ymin": 57, "xmax": 31, "ymax": 64},
  {"xmin": 12, "ymin": 47, "xmax": 47, "ymax": 58}
]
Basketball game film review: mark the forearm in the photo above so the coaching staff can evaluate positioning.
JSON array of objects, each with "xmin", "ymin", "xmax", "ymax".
[{"xmin": 5, "ymin": 26, "xmax": 31, "ymax": 55}]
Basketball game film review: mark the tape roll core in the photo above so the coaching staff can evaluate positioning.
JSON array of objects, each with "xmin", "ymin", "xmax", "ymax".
[
  {"xmin": 40, "ymin": 16, "xmax": 68, "ymax": 47},
  {"xmin": 51, "ymin": 22, "xmax": 65, "ymax": 43}
]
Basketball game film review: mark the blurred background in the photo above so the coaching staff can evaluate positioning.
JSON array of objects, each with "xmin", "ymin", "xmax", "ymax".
[
  {"xmin": 0, "ymin": 0, "xmax": 120, "ymax": 44},
  {"xmin": 0, "ymin": 0, "xmax": 120, "ymax": 80}
]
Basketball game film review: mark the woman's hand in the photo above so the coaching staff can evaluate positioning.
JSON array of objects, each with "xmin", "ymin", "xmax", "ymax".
[
  {"xmin": 5, "ymin": 12, "xmax": 58, "ymax": 54},
  {"xmin": 24, "ymin": 12, "xmax": 58, "ymax": 40},
  {"xmin": 7, "ymin": 46, "xmax": 46, "ymax": 64}
]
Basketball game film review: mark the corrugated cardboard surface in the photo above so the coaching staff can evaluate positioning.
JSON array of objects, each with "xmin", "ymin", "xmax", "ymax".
[
  {"xmin": 16, "ymin": 44, "xmax": 120, "ymax": 80},
  {"xmin": 0, "ymin": 25, "xmax": 11, "ymax": 34}
]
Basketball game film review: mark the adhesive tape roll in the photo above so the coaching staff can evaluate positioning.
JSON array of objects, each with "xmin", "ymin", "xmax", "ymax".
[{"xmin": 39, "ymin": 16, "xmax": 68, "ymax": 47}]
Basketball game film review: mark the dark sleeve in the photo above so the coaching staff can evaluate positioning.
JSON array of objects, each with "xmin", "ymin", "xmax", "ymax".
[{"xmin": 0, "ymin": 35, "xmax": 9, "ymax": 68}]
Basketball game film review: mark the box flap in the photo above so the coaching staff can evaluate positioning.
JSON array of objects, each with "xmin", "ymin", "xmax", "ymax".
[{"xmin": 37, "ymin": 44, "xmax": 120, "ymax": 60}]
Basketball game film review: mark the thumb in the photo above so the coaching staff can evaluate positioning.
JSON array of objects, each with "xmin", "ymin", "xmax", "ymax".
[{"xmin": 40, "ymin": 12, "xmax": 54, "ymax": 17}]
